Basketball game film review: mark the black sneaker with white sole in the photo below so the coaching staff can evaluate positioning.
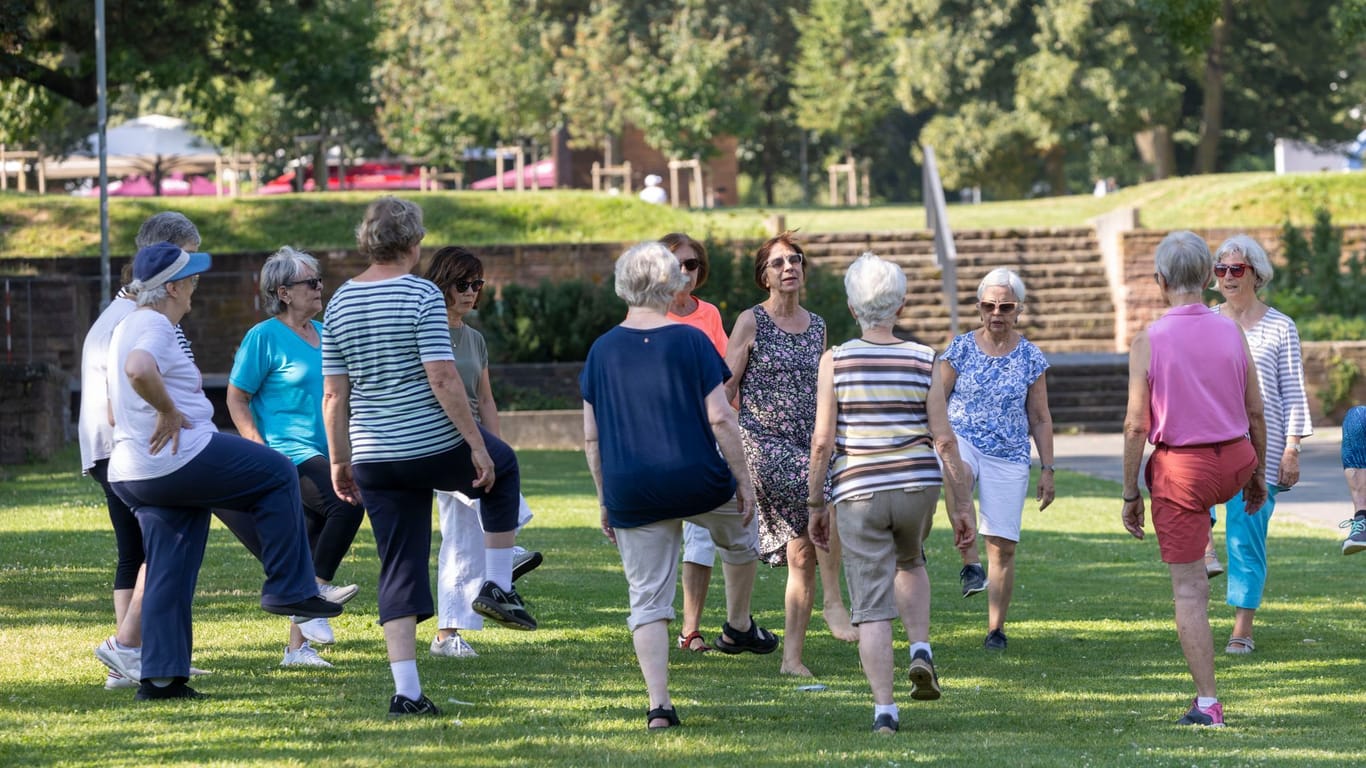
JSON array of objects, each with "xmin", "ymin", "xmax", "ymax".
[
  {"xmin": 512, "ymin": 549, "xmax": 543, "ymax": 581},
  {"xmin": 959, "ymin": 563, "xmax": 988, "ymax": 598},
  {"xmin": 135, "ymin": 679, "xmax": 207, "ymax": 700},
  {"xmin": 388, "ymin": 693, "xmax": 441, "ymax": 717},
  {"xmin": 472, "ymin": 581, "xmax": 537, "ymax": 630},
  {"xmin": 263, "ymin": 595, "xmax": 343, "ymax": 621}
]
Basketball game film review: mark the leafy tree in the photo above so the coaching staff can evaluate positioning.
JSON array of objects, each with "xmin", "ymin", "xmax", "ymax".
[
  {"xmin": 554, "ymin": 0, "xmax": 630, "ymax": 152},
  {"xmin": 791, "ymin": 0, "xmax": 895, "ymax": 159}
]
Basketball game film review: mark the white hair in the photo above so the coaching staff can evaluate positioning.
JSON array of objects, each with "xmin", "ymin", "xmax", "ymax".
[
  {"xmin": 977, "ymin": 267, "xmax": 1026, "ymax": 302},
  {"xmin": 1154, "ymin": 231, "xmax": 1213, "ymax": 293},
  {"xmin": 615, "ymin": 241, "xmax": 687, "ymax": 311},
  {"xmin": 844, "ymin": 252, "xmax": 906, "ymax": 330},
  {"xmin": 135, "ymin": 284, "xmax": 169, "ymax": 307},
  {"xmin": 1215, "ymin": 234, "xmax": 1274, "ymax": 289},
  {"xmin": 260, "ymin": 246, "xmax": 320, "ymax": 315}
]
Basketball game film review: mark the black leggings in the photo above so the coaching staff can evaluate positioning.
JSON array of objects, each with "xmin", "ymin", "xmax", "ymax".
[
  {"xmin": 89, "ymin": 459, "xmax": 142, "ymax": 590},
  {"xmin": 297, "ymin": 455, "xmax": 365, "ymax": 581}
]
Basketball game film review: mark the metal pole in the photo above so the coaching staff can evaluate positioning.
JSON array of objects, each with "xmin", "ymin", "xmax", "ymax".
[{"xmin": 96, "ymin": 0, "xmax": 110, "ymax": 309}]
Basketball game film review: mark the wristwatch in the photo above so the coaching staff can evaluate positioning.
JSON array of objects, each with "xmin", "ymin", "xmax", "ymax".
[{"xmin": 1288, "ymin": 443, "xmax": 1302, "ymax": 454}]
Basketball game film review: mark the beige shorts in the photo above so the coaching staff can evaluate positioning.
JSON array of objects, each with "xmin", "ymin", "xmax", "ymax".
[
  {"xmin": 615, "ymin": 498, "xmax": 758, "ymax": 632},
  {"xmin": 837, "ymin": 486, "xmax": 938, "ymax": 625}
]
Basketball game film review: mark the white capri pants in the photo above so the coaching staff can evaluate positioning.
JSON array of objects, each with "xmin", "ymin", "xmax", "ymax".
[
  {"xmin": 435, "ymin": 491, "xmax": 534, "ymax": 630},
  {"xmin": 957, "ymin": 437, "xmax": 1030, "ymax": 543}
]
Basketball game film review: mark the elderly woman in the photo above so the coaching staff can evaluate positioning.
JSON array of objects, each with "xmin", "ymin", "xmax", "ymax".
[
  {"xmin": 661, "ymin": 232, "xmax": 728, "ymax": 653},
  {"xmin": 423, "ymin": 246, "xmax": 540, "ymax": 660},
  {"xmin": 940, "ymin": 267, "xmax": 1055, "ymax": 651},
  {"xmin": 1122, "ymin": 230, "xmax": 1266, "ymax": 728},
  {"xmin": 727, "ymin": 231, "xmax": 856, "ymax": 679},
  {"xmin": 227, "ymin": 247, "xmax": 366, "ymax": 668},
  {"xmin": 581, "ymin": 241, "xmax": 777, "ymax": 731},
  {"xmin": 1204, "ymin": 235, "xmax": 1312, "ymax": 654},
  {"xmin": 807, "ymin": 253, "xmax": 977, "ymax": 735},
  {"xmin": 105, "ymin": 241, "xmax": 341, "ymax": 700},
  {"xmin": 321, "ymin": 196, "xmax": 531, "ymax": 718}
]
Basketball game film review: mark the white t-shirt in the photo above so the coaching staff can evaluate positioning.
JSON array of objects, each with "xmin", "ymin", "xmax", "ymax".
[
  {"xmin": 78, "ymin": 296, "xmax": 136, "ymax": 471},
  {"xmin": 639, "ymin": 185, "xmax": 667, "ymax": 205},
  {"xmin": 107, "ymin": 308, "xmax": 218, "ymax": 482}
]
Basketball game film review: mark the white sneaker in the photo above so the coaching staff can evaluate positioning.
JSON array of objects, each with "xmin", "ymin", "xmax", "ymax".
[
  {"xmin": 95, "ymin": 636, "xmax": 141, "ymax": 682},
  {"xmin": 297, "ymin": 617, "xmax": 336, "ymax": 645},
  {"xmin": 104, "ymin": 670, "xmax": 138, "ymax": 690},
  {"xmin": 189, "ymin": 666, "xmax": 211, "ymax": 677},
  {"xmin": 281, "ymin": 641, "xmax": 333, "ymax": 668},
  {"xmin": 429, "ymin": 632, "xmax": 478, "ymax": 658},
  {"xmin": 317, "ymin": 583, "xmax": 360, "ymax": 605}
]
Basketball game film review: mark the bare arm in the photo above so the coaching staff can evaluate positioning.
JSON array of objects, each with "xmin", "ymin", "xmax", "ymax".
[
  {"xmin": 807, "ymin": 350, "xmax": 837, "ymax": 550},
  {"xmin": 582, "ymin": 401, "xmax": 613, "ymax": 543},
  {"xmin": 323, "ymin": 373, "xmax": 359, "ymax": 505},
  {"xmin": 1025, "ymin": 373, "xmax": 1056, "ymax": 510},
  {"xmin": 1241, "ymin": 333, "xmax": 1268, "ymax": 512},
  {"xmin": 706, "ymin": 382, "xmax": 755, "ymax": 526},
  {"xmin": 125, "ymin": 348, "xmax": 187, "ymax": 456},
  {"xmin": 1121, "ymin": 331, "xmax": 1151, "ymax": 540},
  {"xmin": 723, "ymin": 309, "xmax": 756, "ymax": 405},
  {"xmin": 930, "ymin": 360, "xmax": 976, "ymax": 552},
  {"xmin": 424, "ymin": 359, "xmax": 494, "ymax": 490},
  {"xmin": 476, "ymin": 365, "xmax": 501, "ymax": 439},
  {"xmin": 225, "ymin": 383, "xmax": 264, "ymax": 444}
]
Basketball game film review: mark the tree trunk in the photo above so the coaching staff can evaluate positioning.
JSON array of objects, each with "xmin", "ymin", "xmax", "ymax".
[
  {"xmin": 313, "ymin": 141, "xmax": 329, "ymax": 193},
  {"xmin": 1195, "ymin": 0, "xmax": 1232, "ymax": 175},
  {"xmin": 1043, "ymin": 145, "xmax": 1066, "ymax": 196},
  {"xmin": 1134, "ymin": 127, "xmax": 1176, "ymax": 180}
]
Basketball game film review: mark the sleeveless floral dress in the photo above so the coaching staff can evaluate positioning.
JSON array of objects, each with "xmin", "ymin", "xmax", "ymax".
[{"xmin": 738, "ymin": 305, "xmax": 828, "ymax": 565}]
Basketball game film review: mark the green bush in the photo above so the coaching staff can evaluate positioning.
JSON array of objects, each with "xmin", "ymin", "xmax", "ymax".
[
  {"xmin": 1266, "ymin": 208, "xmax": 1366, "ymax": 332},
  {"xmin": 477, "ymin": 278, "xmax": 623, "ymax": 363}
]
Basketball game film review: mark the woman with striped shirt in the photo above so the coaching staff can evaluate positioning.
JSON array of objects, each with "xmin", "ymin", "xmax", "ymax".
[
  {"xmin": 321, "ymin": 197, "xmax": 533, "ymax": 717},
  {"xmin": 807, "ymin": 253, "xmax": 976, "ymax": 734},
  {"xmin": 1208, "ymin": 234, "xmax": 1312, "ymax": 655}
]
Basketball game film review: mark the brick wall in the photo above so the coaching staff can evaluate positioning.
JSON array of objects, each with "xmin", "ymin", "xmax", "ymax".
[{"xmin": 0, "ymin": 363, "xmax": 67, "ymax": 463}]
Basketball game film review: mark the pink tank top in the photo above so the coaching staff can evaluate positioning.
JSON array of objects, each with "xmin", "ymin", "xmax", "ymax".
[{"xmin": 1146, "ymin": 304, "xmax": 1250, "ymax": 446}]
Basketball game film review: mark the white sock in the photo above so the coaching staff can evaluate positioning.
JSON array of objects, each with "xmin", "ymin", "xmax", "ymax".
[
  {"xmin": 910, "ymin": 642, "xmax": 932, "ymax": 660},
  {"xmin": 390, "ymin": 659, "xmax": 421, "ymax": 701},
  {"xmin": 486, "ymin": 547, "xmax": 514, "ymax": 591},
  {"xmin": 148, "ymin": 677, "xmax": 174, "ymax": 687},
  {"xmin": 874, "ymin": 703, "xmax": 899, "ymax": 720},
  {"xmin": 1197, "ymin": 696, "xmax": 1218, "ymax": 709}
]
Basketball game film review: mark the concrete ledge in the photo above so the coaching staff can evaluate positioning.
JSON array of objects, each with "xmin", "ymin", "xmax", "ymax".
[{"xmin": 499, "ymin": 410, "xmax": 584, "ymax": 451}]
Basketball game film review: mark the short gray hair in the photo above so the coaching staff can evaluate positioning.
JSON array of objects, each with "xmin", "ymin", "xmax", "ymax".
[
  {"xmin": 260, "ymin": 246, "xmax": 320, "ymax": 315},
  {"xmin": 136, "ymin": 212, "xmax": 200, "ymax": 250},
  {"xmin": 844, "ymin": 252, "xmax": 906, "ymax": 331},
  {"xmin": 1215, "ymin": 234, "xmax": 1274, "ymax": 289},
  {"xmin": 615, "ymin": 241, "xmax": 687, "ymax": 311},
  {"xmin": 135, "ymin": 284, "xmax": 169, "ymax": 307},
  {"xmin": 1154, "ymin": 231, "xmax": 1213, "ymax": 293},
  {"xmin": 356, "ymin": 196, "xmax": 425, "ymax": 263},
  {"xmin": 977, "ymin": 267, "xmax": 1026, "ymax": 302}
]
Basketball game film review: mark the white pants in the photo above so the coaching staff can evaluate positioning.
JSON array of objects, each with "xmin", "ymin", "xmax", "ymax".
[
  {"xmin": 682, "ymin": 520, "xmax": 717, "ymax": 565},
  {"xmin": 957, "ymin": 437, "xmax": 1029, "ymax": 543},
  {"xmin": 435, "ymin": 491, "xmax": 534, "ymax": 630}
]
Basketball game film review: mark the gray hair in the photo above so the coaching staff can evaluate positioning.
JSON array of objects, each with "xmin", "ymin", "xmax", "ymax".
[
  {"xmin": 1215, "ymin": 234, "xmax": 1274, "ymax": 289},
  {"xmin": 977, "ymin": 267, "xmax": 1026, "ymax": 303},
  {"xmin": 260, "ymin": 246, "xmax": 320, "ymax": 315},
  {"xmin": 135, "ymin": 284, "xmax": 169, "ymax": 307},
  {"xmin": 136, "ymin": 212, "xmax": 200, "ymax": 250},
  {"xmin": 356, "ymin": 196, "xmax": 425, "ymax": 263},
  {"xmin": 1154, "ymin": 231, "xmax": 1213, "ymax": 293},
  {"xmin": 615, "ymin": 241, "xmax": 688, "ymax": 311},
  {"xmin": 844, "ymin": 252, "xmax": 906, "ymax": 331}
]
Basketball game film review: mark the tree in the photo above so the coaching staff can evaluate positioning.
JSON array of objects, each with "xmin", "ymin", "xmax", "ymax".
[{"xmin": 791, "ymin": 0, "xmax": 895, "ymax": 158}]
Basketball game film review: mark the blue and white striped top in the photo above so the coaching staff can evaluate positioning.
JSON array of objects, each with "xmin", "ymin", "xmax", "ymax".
[
  {"xmin": 829, "ymin": 339, "xmax": 943, "ymax": 504},
  {"xmin": 321, "ymin": 274, "xmax": 461, "ymax": 463},
  {"xmin": 1214, "ymin": 304, "xmax": 1313, "ymax": 480}
]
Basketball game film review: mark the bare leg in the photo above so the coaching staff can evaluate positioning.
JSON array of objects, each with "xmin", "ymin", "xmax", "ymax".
[
  {"xmin": 817, "ymin": 514, "xmax": 858, "ymax": 642},
  {"xmin": 113, "ymin": 588, "xmax": 133, "ymax": 629},
  {"xmin": 115, "ymin": 564, "xmax": 145, "ymax": 647},
  {"xmin": 288, "ymin": 621, "xmax": 306, "ymax": 651},
  {"xmin": 383, "ymin": 616, "xmax": 418, "ymax": 662},
  {"xmin": 986, "ymin": 536, "xmax": 1017, "ymax": 632},
  {"xmin": 1231, "ymin": 607, "xmax": 1256, "ymax": 641},
  {"xmin": 633, "ymin": 619, "xmax": 673, "ymax": 726},
  {"xmin": 680, "ymin": 562, "xmax": 712, "ymax": 645},
  {"xmin": 1346, "ymin": 467, "xmax": 1366, "ymax": 510},
  {"xmin": 859, "ymin": 620, "xmax": 894, "ymax": 705},
  {"xmin": 719, "ymin": 559, "xmax": 756, "ymax": 632},
  {"xmin": 781, "ymin": 536, "xmax": 817, "ymax": 677},
  {"xmin": 897, "ymin": 567, "xmax": 930, "ymax": 643},
  {"xmin": 1169, "ymin": 560, "xmax": 1216, "ymax": 698}
]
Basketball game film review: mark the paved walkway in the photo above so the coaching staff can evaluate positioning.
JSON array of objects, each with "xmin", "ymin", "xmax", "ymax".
[{"xmin": 1055, "ymin": 427, "xmax": 1349, "ymax": 533}]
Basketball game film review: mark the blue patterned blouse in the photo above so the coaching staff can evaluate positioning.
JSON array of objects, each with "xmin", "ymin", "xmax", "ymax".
[{"xmin": 942, "ymin": 331, "xmax": 1049, "ymax": 464}]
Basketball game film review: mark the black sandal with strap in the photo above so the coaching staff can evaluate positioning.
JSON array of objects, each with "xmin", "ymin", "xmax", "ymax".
[
  {"xmin": 713, "ymin": 616, "xmax": 779, "ymax": 655},
  {"xmin": 646, "ymin": 706, "xmax": 680, "ymax": 730}
]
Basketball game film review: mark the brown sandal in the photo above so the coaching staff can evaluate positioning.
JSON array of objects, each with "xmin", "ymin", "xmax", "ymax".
[{"xmin": 677, "ymin": 631, "xmax": 711, "ymax": 652}]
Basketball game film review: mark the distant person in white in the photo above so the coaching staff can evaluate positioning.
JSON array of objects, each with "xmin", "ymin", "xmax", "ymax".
[{"xmin": 639, "ymin": 174, "xmax": 668, "ymax": 205}]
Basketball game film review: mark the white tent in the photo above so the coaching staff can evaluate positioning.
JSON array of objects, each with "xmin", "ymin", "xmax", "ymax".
[{"xmin": 41, "ymin": 114, "xmax": 222, "ymax": 183}]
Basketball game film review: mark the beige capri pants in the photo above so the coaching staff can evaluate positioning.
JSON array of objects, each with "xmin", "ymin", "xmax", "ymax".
[{"xmin": 838, "ymin": 485, "xmax": 940, "ymax": 625}]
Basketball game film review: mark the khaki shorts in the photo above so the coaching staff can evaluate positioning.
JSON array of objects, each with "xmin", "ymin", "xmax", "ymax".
[
  {"xmin": 837, "ymin": 486, "xmax": 938, "ymax": 625},
  {"xmin": 615, "ymin": 498, "xmax": 758, "ymax": 631}
]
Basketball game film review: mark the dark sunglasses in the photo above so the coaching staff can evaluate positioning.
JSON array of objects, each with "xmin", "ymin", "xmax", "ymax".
[
  {"xmin": 681, "ymin": 258, "xmax": 701, "ymax": 272},
  {"xmin": 979, "ymin": 301, "xmax": 1018, "ymax": 314},
  {"xmin": 455, "ymin": 279, "xmax": 486, "ymax": 293},
  {"xmin": 1213, "ymin": 263, "xmax": 1253, "ymax": 278},
  {"xmin": 284, "ymin": 277, "xmax": 323, "ymax": 290},
  {"xmin": 766, "ymin": 252, "xmax": 805, "ymax": 270}
]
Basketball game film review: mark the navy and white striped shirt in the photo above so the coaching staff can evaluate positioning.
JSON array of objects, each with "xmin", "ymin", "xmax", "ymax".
[{"xmin": 321, "ymin": 274, "xmax": 461, "ymax": 463}]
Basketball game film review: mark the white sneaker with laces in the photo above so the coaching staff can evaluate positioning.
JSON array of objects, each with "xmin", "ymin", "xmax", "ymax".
[
  {"xmin": 430, "ymin": 632, "xmax": 479, "ymax": 658},
  {"xmin": 297, "ymin": 617, "xmax": 336, "ymax": 645},
  {"xmin": 95, "ymin": 636, "xmax": 141, "ymax": 682},
  {"xmin": 317, "ymin": 583, "xmax": 360, "ymax": 605},
  {"xmin": 104, "ymin": 670, "xmax": 138, "ymax": 690},
  {"xmin": 281, "ymin": 641, "xmax": 333, "ymax": 668}
]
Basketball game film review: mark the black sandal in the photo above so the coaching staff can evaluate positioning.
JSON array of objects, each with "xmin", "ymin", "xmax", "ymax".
[
  {"xmin": 646, "ymin": 706, "xmax": 680, "ymax": 730},
  {"xmin": 713, "ymin": 616, "xmax": 779, "ymax": 655}
]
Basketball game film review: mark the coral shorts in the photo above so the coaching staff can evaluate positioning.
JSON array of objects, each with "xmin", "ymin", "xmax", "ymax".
[{"xmin": 1146, "ymin": 437, "xmax": 1257, "ymax": 564}]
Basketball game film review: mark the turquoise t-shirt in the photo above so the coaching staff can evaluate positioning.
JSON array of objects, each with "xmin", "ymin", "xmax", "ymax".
[{"xmin": 229, "ymin": 317, "xmax": 328, "ymax": 465}]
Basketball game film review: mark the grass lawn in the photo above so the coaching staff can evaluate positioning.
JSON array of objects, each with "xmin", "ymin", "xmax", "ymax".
[{"xmin": 0, "ymin": 447, "xmax": 1361, "ymax": 767}]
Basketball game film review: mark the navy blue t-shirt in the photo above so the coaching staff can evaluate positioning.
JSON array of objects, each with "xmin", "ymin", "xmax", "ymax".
[{"xmin": 580, "ymin": 323, "xmax": 736, "ymax": 528}]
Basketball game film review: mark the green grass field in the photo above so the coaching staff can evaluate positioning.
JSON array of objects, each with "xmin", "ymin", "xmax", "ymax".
[
  {"xmin": 2, "ymin": 172, "xmax": 1364, "ymax": 258},
  {"xmin": 0, "ymin": 447, "xmax": 1361, "ymax": 767}
]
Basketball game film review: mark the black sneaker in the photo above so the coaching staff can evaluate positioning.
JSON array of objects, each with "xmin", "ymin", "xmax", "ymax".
[
  {"xmin": 984, "ymin": 628, "xmax": 1008, "ymax": 651},
  {"xmin": 472, "ymin": 581, "xmax": 537, "ymax": 630},
  {"xmin": 388, "ymin": 693, "xmax": 442, "ymax": 717},
  {"xmin": 263, "ymin": 595, "xmax": 343, "ymax": 620},
  {"xmin": 135, "ymin": 679, "xmax": 207, "ymax": 700},
  {"xmin": 908, "ymin": 650, "xmax": 941, "ymax": 700},
  {"xmin": 1341, "ymin": 516, "xmax": 1366, "ymax": 555},
  {"xmin": 959, "ymin": 564, "xmax": 988, "ymax": 598},
  {"xmin": 872, "ymin": 713, "xmax": 899, "ymax": 734},
  {"xmin": 512, "ymin": 549, "xmax": 544, "ymax": 581}
]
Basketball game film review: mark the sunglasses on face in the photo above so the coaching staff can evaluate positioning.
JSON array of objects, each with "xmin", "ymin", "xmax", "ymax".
[
  {"xmin": 979, "ymin": 301, "xmax": 1018, "ymax": 314},
  {"xmin": 680, "ymin": 258, "xmax": 701, "ymax": 272},
  {"xmin": 284, "ymin": 277, "xmax": 323, "ymax": 290},
  {"xmin": 1214, "ymin": 263, "xmax": 1253, "ymax": 278},
  {"xmin": 455, "ymin": 279, "xmax": 486, "ymax": 293},
  {"xmin": 766, "ymin": 252, "xmax": 805, "ymax": 270}
]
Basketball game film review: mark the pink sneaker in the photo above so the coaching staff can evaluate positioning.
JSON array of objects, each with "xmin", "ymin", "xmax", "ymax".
[{"xmin": 1177, "ymin": 699, "xmax": 1225, "ymax": 727}]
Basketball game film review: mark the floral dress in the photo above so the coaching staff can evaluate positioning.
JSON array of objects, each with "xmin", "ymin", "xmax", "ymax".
[{"xmin": 739, "ymin": 305, "xmax": 828, "ymax": 565}]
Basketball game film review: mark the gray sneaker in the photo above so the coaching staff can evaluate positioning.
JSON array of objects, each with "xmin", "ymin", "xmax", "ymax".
[
  {"xmin": 430, "ymin": 632, "xmax": 479, "ymax": 658},
  {"xmin": 959, "ymin": 564, "xmax": 988, "ymax": 598},
  {"xmin": 317, "ymin": 583, "xmax": 360, "ymax": 605},
  {"xmin": 95, "ymin": 636, "xmax": 141, "ymax": 683},
  {"xmin": 512, "ymin": 548, "xmax": 543, "ymax": 581},
  {"xmin": 1342, "ymin": 516, "xmax": 1366, "ymax": 555}
]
